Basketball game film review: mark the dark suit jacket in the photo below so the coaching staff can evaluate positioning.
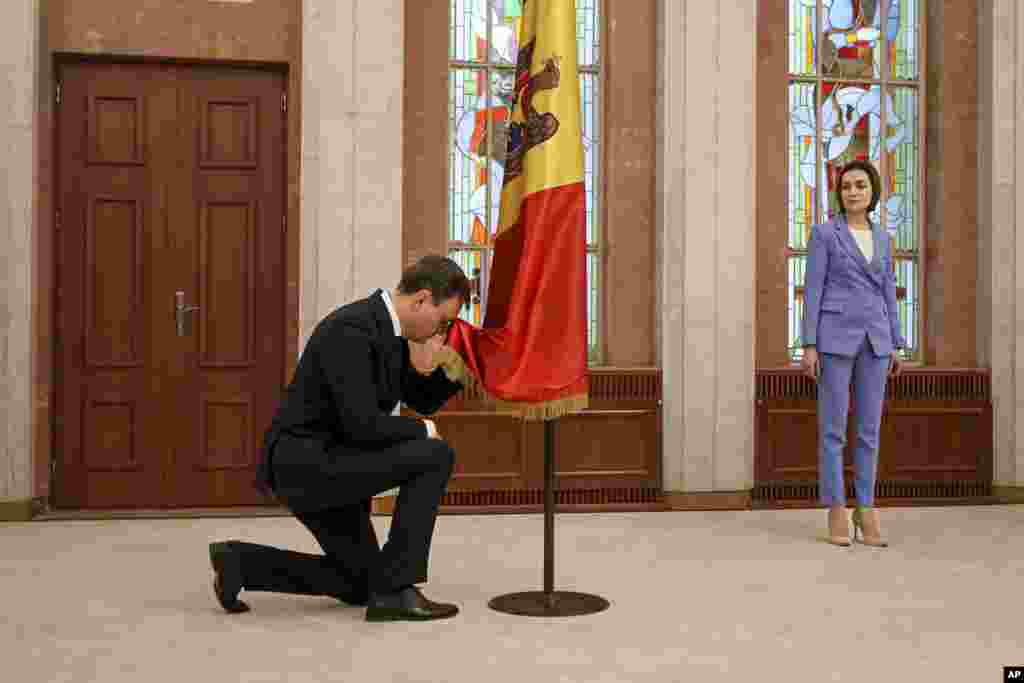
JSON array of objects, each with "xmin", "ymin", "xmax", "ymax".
[{"xmin": 256, "ymin": 290, "xmax": 463, "ymax": 495}]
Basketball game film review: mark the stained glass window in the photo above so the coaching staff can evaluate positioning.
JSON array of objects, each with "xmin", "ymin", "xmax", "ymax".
[
  {"xmin": 449, "ymin": 0, "xmax": 602, "ymax": 362},
  {"xmin": 787, "ymin": 0, "xmax": 923, "ymax": 360}
]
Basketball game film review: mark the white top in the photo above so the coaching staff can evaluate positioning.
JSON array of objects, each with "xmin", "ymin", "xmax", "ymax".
[{"xmin": 850, "ymin": 227, "xmax": 873, "ymax": 263}]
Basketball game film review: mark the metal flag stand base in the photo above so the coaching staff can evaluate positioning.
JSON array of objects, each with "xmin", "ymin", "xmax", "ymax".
[{"xmin": 487, "ymin": 418, "xmax": 610, "ymax": 617}]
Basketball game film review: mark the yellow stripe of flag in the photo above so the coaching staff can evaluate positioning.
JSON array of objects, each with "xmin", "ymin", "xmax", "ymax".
[{"xmin": 497, "ymin": 0, "xmax": 584, "ymax": 236}]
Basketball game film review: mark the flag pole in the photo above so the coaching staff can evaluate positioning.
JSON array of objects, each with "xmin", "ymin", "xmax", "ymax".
[
  {"xmin": 487, "ymin": 417, "xmax": 610, "ymax": 617},
  {"xmin": 543, "ymin": 418, "xmax": 555, "ymax": 601}
]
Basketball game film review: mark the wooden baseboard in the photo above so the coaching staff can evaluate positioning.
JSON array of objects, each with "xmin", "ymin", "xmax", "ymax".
[
  {"xmin": 36, "ymin": 506, "xmax": 290, "ymax": 521},
  {"xmin": 663, "ymin": 491, "xmax": 752, "ymax": 511},
  {"xmin": 0, "ymin": 498, "xmax": 36, "ymax": 522},
  {"xmin": 993, "ymin": 486, "xmax": 1024, "ymax": 504},
  {"xmin": 751, "ymin": 496, "xmax": 1002, "ymax": 510}
]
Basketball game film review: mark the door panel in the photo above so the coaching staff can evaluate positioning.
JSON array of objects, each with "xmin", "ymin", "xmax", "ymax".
[
  {"xmin": 170, "ymin": 68, "xmax": 285, "ymax": 506},
  {"xmin": 198, "ymin": 200, "xmax": 256, "ymax": 367},
  {"xmin": 84, "ymin": 196, "xmax": 144, "ymax": 367},
  {"xmin": 56, "ymin": 62, "xmax": 285, "ymax": 508},
  {"xmin": 56, "ymin": 64, "xmax": 171, "ymax": 508}
]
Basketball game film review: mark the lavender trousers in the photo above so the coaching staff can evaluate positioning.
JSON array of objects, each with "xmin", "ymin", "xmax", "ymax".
[{"xmin": 817, "ymin": 335, "xmax": 891, "ymax": 507}]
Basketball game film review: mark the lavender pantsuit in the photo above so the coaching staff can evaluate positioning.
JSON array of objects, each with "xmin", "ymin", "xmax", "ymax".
[{"xmin": 801, "ymin": 216, "xmax": 905, "ymax": 507}]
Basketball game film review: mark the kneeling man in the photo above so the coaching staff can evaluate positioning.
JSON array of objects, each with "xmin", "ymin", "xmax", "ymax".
[{"xmin": 209, "ymin": 255, "xmax": 469, "ymax": 622}]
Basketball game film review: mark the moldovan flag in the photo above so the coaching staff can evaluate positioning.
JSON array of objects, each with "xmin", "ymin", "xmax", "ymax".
[{"xmin": 440, "ymin": 0, "xmax": 588, "ymax": 420}]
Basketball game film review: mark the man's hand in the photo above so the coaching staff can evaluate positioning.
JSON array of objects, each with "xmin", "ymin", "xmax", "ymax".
[
  {"xmin": 889, "ymin": 354, "xmax": 904, "ymax": 377},
  {"xmin": 409, "ymin": 334, "xmax": 444, "ymax": 376}
]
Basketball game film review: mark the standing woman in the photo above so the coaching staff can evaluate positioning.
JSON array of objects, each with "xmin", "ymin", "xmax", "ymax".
[{"xmin": 801, "ymin": 159, "xmax": 905, "ymax": 547}]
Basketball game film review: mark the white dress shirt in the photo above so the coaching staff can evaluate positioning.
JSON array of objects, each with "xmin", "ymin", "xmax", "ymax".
[{"xmin": 380, "ymin": 288, "xmax": 402, "ymax": 340}]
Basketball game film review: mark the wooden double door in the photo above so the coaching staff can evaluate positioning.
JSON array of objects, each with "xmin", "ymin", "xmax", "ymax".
[{"xmin": 55, "ymin": 62, "xmax": 286, "ymax": 508}]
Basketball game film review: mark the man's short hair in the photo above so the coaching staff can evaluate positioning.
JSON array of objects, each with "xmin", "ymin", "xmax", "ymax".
[{"xmin": 397, "ymin": 255, "xmax": 471, "ymax": 309}]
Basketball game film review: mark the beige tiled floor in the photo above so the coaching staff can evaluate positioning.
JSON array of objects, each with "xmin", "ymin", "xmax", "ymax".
[{"xmin": 2, "ymin": 505, "xmax": 1022, "ymax": 683}]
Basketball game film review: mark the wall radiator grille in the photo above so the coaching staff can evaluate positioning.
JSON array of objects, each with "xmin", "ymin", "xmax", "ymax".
[
  {"xmin": 753, "ymin": 480, "xmax": 992, "ymax": 504},
  {"xmin": 442, "ymin": 487, "xmax": 662, "ymax": 508},
  {"xmin": 755, "ymin": 368, "xmax": 990, "ymax": 401}
]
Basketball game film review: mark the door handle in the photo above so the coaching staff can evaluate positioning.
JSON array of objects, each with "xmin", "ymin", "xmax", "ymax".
[{"xmin": 175, "ymin": 290, "xmax": 200, "ymax": 337}]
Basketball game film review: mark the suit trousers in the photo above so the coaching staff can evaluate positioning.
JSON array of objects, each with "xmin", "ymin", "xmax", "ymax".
[
  {"xmin": 235, "ymin": 436, "xmax": 455, "ymax": 597},
  {"xmin": 818, "ymin": 335, "xmax": 891, "ymax": 507}
]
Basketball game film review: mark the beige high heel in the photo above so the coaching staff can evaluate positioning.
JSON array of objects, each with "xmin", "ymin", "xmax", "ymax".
[
  {"xmin": 827, "ymin": 506, "xmax": 851, "ymax": 546},
  {"xmin": 851, "ymin": 506, "xmax": 888, "ymax": 547}
]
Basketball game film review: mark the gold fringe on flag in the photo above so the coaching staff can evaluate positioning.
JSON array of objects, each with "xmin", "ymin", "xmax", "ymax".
[{"xmin": 436, "ymin": 345, "xmax": 587, "ymax": 421}]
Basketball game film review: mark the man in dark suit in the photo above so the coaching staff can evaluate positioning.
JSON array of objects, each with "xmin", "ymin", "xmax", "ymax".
[{"xmin": 208, "ymin": 255, "xmax": 471, "ymax": 622}]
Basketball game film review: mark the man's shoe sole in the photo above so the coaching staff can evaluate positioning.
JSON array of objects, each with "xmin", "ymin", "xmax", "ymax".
[{"xmin": 365, "ymin": 606, "xmax": 459, "ymax": 622}]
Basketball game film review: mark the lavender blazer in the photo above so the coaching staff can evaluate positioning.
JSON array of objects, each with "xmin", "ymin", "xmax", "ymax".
[{"xmin": 801, "ymin": 215, "xmax": 906, "ymax": 358}]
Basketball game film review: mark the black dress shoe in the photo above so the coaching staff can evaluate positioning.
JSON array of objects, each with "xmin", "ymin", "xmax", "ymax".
[
  {"xmin": 209, "ymin": 541, "xmax": 250, "ymax": 614},
  {"xmin": 365, "ymin": 586, "xmax": 459, "ymax": 622}
]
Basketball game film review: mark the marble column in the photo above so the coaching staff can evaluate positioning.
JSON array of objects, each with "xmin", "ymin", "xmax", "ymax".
[
  {"xmin": 659, "ymin": 0, "xmax": 757, "ymax": 493},
  {"xmin": 978, "ymin": 0, "xmax": 1024, "ymax": 491},
  {"xmin": 301, "ymin": 0, "xmax": 404, "ymax": 347},
  {"xmin": 0, "ymin": 0, "xmax": 39, "ymax": 511}
]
